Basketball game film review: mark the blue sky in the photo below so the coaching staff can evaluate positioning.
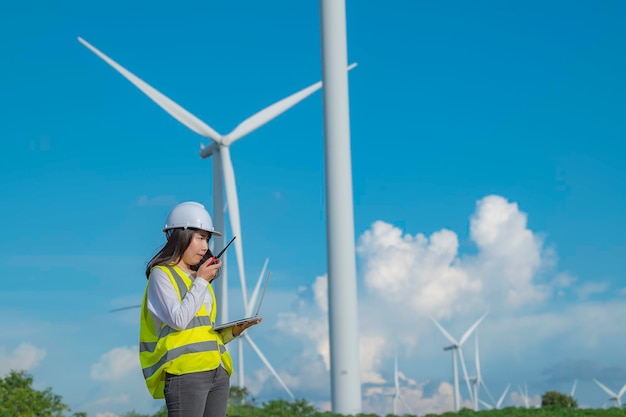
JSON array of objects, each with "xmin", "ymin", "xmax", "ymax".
[{"xmin": 2, "ymin": 0, "xmax": 626, "ymax": 416}]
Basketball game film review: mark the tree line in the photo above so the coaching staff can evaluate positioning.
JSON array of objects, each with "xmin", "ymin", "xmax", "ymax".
[{"xmin": 1, "ymin": 370, "xmax": 624, "ymax": 417}]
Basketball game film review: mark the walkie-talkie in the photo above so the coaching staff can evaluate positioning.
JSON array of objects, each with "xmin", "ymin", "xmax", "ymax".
[{"xmin": 191, "ymin": 236, "xmax": 236, "ymax": 271}]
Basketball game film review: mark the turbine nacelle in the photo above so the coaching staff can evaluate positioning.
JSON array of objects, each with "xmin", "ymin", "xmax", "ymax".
[{"xmin": 200, "ymin": 142, "xmax": 221, "ymax": 158}]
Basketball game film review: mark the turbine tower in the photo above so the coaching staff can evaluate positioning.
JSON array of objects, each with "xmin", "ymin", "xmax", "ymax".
[
  {"xmin": 431, "ymin": 312, "xmax": 488, "ymax": 411},
  {"xmin": 78, "ymin": 36, "xmax": 331, "ymax": 397},
  {"xmin": 320, "ymin": 0, "xmax": 361, "ymax": 413},
  {"xmin": 393, "ymin": 351, "xmax": 400, "ymax": 415},
  {"xmin": 593, "ymin": 378, "xmax": 626, "ymax": 408}
]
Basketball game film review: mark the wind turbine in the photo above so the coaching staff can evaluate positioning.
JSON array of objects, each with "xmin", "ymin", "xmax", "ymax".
[
  {"xmin": 233, "ymin": 257, "xmax": 269, "ymax": 388},
  {"xmin": 239, "ymin": 263, "xmax": 296, "ymax": 400},
  {"xmin": 234, "ymin": 258, "xmax": 294, "ymax": 399},
  {"xmin": 593, "ymin": 378, "xmax": 626, "ymax": 408},
  {"xmin": 384, "ymin": 350, "xmax": 413, "ymax": 416},
  {"xmin": 479, "ymin": 384, "xmax": 510, "ymax": 410},
  {"xmin": 431, "ymin": 312, "xmax": 488, "ymax": 411},
  {"xmin": 518, "ymin": 382, "xmax": 531, "ymax": 408},
  {"xmin": 78, "ymin": 36, "xmax": 354, "ymax": 323},
  {"xmin": 467, "ymin": 332, "xmax": 495, "ymax": 410}
]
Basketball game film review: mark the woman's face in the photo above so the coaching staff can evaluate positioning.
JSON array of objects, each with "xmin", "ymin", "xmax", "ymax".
[{"xmin": 180, "ymin": 230, "xmax": 210, "ymax": 266}]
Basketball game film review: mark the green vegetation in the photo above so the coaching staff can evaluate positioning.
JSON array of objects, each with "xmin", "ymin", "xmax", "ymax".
[
  {"xmin": 0, "ymin": 370, "xmax": 86, "ymax": 417},
  {"xmin": 2, "ymin": 371, "xmax": 625, "ymax": 417},
  {"xmin": 541, "ymin": 391, "xmax": 578, "ymax": 409}
]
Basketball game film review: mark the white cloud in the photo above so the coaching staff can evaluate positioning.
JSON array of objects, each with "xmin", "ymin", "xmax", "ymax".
[
  {"xmin": 275, "ymin": 274, "xmax": 387, "ymax": 388},
  {"xmin": 362, "ymin": 380, "xmax": 474, "ymax": 415},
  {"xmin": 91, "ymin": 346, "xmax": 139, "ymax": 381},
  {"xmin": 312, "ymin": 275, "xmax": 328, "ymax": 314},
  {"xmin": 88, "ymin": 395, "xmax": 130, "ymax": 406},
  {"xmin": 358, "ymin": 221, "xmax": 478, "ymax": 319},
  {"xmin": 357, "ymin": 195, "xmax": 553, "ymax": 319},
  {"xmin": 509, "ymin": 390, "xmax": 542, "ymax": 408},
  {"xmin": 0, "ymin": 343, "xmax": 46, "ymax": 376},
  {"xmin": 266, "ymin": 194, "xmax": 626, "ymax": 412},
  {"xmin": 575, "ymin": 281, "xmax": 610, "ymax": 299}
]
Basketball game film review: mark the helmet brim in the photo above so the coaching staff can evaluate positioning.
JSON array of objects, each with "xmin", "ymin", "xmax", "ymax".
[{"xmin": 162, "ymin": 226, "xmax": 223, "ymax": 237}]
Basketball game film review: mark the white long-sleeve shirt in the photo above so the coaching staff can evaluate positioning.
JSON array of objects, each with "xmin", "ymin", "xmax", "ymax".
[
  {"xmin": 146, "ymin": 266, "xmax": 234, "ymax": 343},
  {"xmin": 147, "ymin": 267, "xmax": 212, "ymax": 330}
]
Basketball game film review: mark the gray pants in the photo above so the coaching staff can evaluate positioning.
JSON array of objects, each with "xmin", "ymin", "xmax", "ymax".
[{"xmin": 164, "ymin": 366, "xmax": 230, "ymax": 417}]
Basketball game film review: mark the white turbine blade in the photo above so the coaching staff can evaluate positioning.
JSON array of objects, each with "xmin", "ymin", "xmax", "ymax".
[
  {"xmin": 524, "ymin": 381, "xmax": 530, "ymax": 408},
  {"xmin": 394, "ymin": 352, "xmax": 399, "ymax": 391},
  {"xmin": 593, "ymin": 378, "xmax": 618, "ymax": 397},
  {"xmin": 460, "ymin": 311, "xmax": 488, "ymax": 345},
  {"xmin": 243, "ymin": 333, "xmax": 295, "ymax": 400},
  {"xmin": 220, "ymin": 146, "xmax": 248, "ymax": 307},
  {"xmin": 517, "ymin": 385, "xmax": 528, "ymax": 407},
  {"xmin": 570, "ymin": 379, "xmax": 577, "ymax": 397},
  {"xmin": 224, "ymin": 62, "xmax": 358, "ymax": 145},
  {"xmin": 479, "ymin": 399, "xmax": 493, "ymax": 410},
  {"xmin": 77, "ymin": 37, "xmax": 222, "ymax": 142},
  {"xmin": 246, "ymin": 258, "xmax": 269, "ymax": 316},
  {"xmin": 457, "ymin": 347, "xmax": 474, "ymax": 403},
  {"xmin": 480, "ymin": 380, "xmax": 496, "ymax": 406},
  {"xmin": 400, "ymin": 394, "xmax": 413, "ymax": 414},
  {"xmin": 496, "ymin": 384, "xmax": 510, "ymax": 409},
  {"xmin": 430, "ymin": 318, "xmax": 459, "ymax": 346}
]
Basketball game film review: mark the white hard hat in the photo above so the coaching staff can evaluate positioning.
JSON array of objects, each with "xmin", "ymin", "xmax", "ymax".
[{"xmin": 162, "ymin": 201, "xmax": 222, "ymax": 236}]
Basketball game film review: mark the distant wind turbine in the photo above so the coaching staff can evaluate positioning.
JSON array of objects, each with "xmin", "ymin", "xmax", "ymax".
[
  {"xmin": 385, "ymin": 350, "xmax": 413, "ymax": 416},
  {"xmin": 593, "ymin": 378, "xmax": 626, "ymax": 408},
  {"xmin": 479, "ymin": 384, "xmax": 509, "ymax": 410},
  {"xmin": 431, "ymin": 312, "xmax": 488, "ymax": 411},
  {"xmin": 495, "ymin": 384, "xmax": 510, "ymax": 409},
  {"xmin": 518, "ymin": 382, "xmax": 531, "ymax": 408},
  {"xmin": 467, "ymin": 332, "xmax": 495, "ymax": 410}
]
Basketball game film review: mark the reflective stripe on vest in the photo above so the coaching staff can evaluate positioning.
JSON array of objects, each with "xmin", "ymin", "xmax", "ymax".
[
  {"xmin": 140, "ymin": 316, "xmax": 213, "ymax": 353},
  {"xmin": 139, "ymin": 264, "xmax": 233, "ymax": 399},
  {"xmin": 141, "ymin": 340, "xmax": 227, "ymax": 379}
]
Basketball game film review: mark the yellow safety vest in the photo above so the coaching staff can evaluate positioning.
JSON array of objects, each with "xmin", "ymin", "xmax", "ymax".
[{"xmin": 139, "ymin": 264, "xmax": 233, "ymax": 399}]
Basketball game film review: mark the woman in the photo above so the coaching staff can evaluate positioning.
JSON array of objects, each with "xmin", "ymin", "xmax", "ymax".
[{"xmin": 139, "ymin": 201, "xmax": 261, "ymax": 417}]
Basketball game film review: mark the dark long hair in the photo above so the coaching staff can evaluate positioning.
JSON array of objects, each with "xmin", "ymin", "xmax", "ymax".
[{"xmin": 145, "ymin": 228, "xmax": 213, "ymax": 279}]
